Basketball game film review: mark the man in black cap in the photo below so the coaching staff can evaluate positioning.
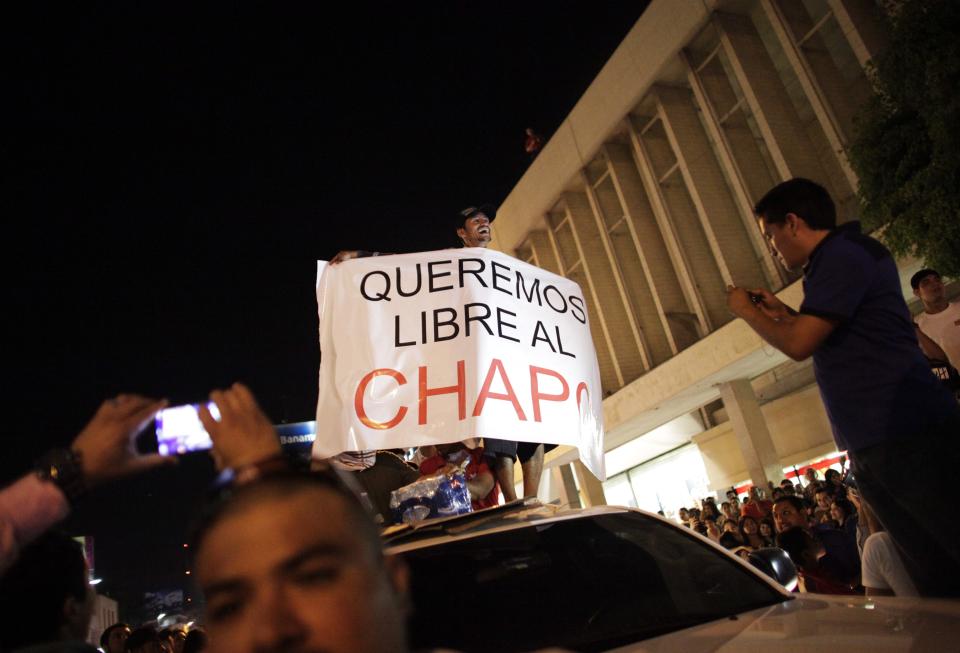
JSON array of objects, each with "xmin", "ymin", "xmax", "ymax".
[
  {"xmin": 451, "ymin": 205, "xmax": 555, "ymax": 501},
  {"xmin": 329, "ymin": 204, "xmax": 496, "ymax": 261},
  {"xmin": 911, "ymin": 268, "xmax": 959, "ymax": 370},
  {"xmin": 455, "ymin": 204, "xmax": 495, "ymax": 248}
]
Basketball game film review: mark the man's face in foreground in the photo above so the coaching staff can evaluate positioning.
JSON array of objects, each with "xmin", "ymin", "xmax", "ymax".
[
  {"xmin": 196, "ymin": 485, "xmax": 408, "ymax": 653},
  {"xmin": 458, "ymin": 212, "xmax": 492, "ymax": 248}
]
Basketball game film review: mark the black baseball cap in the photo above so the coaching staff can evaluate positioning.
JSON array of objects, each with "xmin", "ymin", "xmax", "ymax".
[
  {"xmin": 456, "ymin": 204, "xmax": 497, "ymax": 228},
  {"xmin": 910, "ymin": 268, "xmax": 940, "ymax": 290}
]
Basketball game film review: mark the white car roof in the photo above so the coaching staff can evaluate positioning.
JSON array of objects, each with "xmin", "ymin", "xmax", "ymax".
[
  {"xmin": 388, "ymin": 502, "xmax": 960, "ymax": 651},
  {"xmin": 606, "ymin": 594, "xmax": 960, "ymax": 652},
  {"xmin": 384, "ymin": 501, "xmax": 791, "ymax": 598}
]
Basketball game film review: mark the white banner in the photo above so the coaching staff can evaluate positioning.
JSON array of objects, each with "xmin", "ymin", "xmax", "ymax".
[{"xmin": 313, "ymin": 248, "xmax": 605, "ymax": 479}]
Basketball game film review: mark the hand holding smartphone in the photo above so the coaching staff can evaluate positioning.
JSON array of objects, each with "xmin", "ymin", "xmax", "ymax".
[
  {"xmin": 152, "ymin": 384, "xmax": 282, "ymax": 470},
  {"xmin": 199, "ymin": 383, "xmax": 283, "ymax": 470},
  {"xmin": 155, "ymin": 403, "xmax": 220, "ymax": 456}
]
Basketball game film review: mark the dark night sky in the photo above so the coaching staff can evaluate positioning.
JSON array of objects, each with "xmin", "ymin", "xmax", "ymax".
[{"xmin": 4, "ymin": 3, "xmax": 648, "ymax": 617}]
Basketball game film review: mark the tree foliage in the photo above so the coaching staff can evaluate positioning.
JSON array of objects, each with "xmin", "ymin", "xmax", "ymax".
[{"xmin": 848, "ymin": 0, "xmax": 960, "ymax": 277}]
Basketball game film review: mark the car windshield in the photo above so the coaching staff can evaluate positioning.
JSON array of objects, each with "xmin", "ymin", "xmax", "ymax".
[{"xmin": 400, "ymin": 512, "xmax": 786, "ymax": 652}]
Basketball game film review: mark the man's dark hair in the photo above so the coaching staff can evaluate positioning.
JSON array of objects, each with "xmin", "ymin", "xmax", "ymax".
[
  {"xmin": 718, "ymin": 531, "xmax": 741, "ymax": 549},
  {"xmin": 773, "ymin": 494, "xmax": 806, "ymax": 513},
  {"xmin": 754, "ymin": 178, "xmax": 836, "ymax": 231},
  {"xmin": 776, "ymin": 526, "xmax": 815, "ymax": 569},
  {"xmin": 158, "ymin": 627, "xmax": 177, "ymax": 645},
  {"xmin": 832, "ymin": 498, "xmax": 856, "ymax": 520},
  {"xmin": 191, "ymin": 468, "xmax": 383, "ymax": 564},
  {"xmin": 183, "ymin": 628, "xmax": 209, "ymax": 653},
  {"xmin": 910, "ymin": 268, "xmax": 940, "ymax": 290},
  {"xmin": 126, "ymin": 627, "xmax": 161, "ymax": 652},
  {"xmin": 0, "ymin": 531, "xmax": 88, "ymax": 650},
  {"xmin": 101, "ymin": 622, "xmax": 131, "ymax": 649}
]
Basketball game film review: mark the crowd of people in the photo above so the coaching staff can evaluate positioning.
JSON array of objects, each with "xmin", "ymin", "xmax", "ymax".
[
  {"xmin": 673, "ymin": 466, "xmax": 910, "ymax": 596},
  {"xmin": 97, "ymin": 623, "xmax": 206, "ymax": 653},
  {"xmin": 1, "ymin": 178, "xmax": 958, "ymax": 651}
]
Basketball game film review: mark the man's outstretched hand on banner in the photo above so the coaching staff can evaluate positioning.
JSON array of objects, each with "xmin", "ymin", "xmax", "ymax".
[
  {"xmin": 199, "ymin": 383, "xmax": 281, "ymax": 471},
  {"xmin": 330, "ymin": 250, "xmax": 361, "ymax": 265}
]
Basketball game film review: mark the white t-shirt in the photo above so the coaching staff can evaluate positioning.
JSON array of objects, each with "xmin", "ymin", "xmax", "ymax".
[
  {"xmin": 861, "ymin": 532, "xmax": 918, "ymax": 597},
  {"xmin": 917, "ymin": 301, "xmax": 960, "ymax": 370},
  {"xmin": 330, "ymin": 450, "xmax": 377, "ymax": 470}
]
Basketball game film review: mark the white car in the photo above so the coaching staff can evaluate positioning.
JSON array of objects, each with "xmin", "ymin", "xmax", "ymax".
[{"xmin": 384, "ymin": 502, "xmax": 960, "ymax": 652}]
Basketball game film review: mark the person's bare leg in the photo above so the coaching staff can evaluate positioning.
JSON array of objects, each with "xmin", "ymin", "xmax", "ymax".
[
  {"xmin": 520, "ymin": 444, "xmax": 545, "ymax": 499},
  {"xmin": 492, "ymin": 456, "xmax": 518, "ymax": 502}
]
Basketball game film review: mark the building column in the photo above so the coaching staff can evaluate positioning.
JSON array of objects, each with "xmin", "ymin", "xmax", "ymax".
[
  {"xmin": 558, "ymin": 464, "xmax": 583, "ymax": 509},
  {"xmin": 681, "ymin": 48, "xmax": 784, "ymax": 289},
  {"xmin": 527, "ymin": 229, "xmax": 562, "ymax": 275},
  {"xmin": 630, "ymin": 112, "xmax": 728, "ymax": 331},
  {"xmin": 604, "ymin": 142, "xmax": 683, "ymax": 361},
  {"xmin": 716, "ymin": 11, "xmax": 830, "ymax": 185},
  {"xmin": 719, "ymin": 379, "xmax": 782, "ymax": 488},
  {"xmin": 758, "ymin": 0, "xmax": 859, "ymax": 190},
  {"xmin": 564, "ymin": 191, "xmax": 647, "ymax": 385},
  {"xmin": 654, "ymin": 84, "xmax": 768, "ymax": 294},
  {"xmin": 572, "ymin": 460, "xmax": 606, "ymax": 507},
  {"xmin": 826, "ymin": 0, "xmax": 887, "ymax": 69},
  {"xmin": 580, "ymin": 171, "xmax": 654, "ymax": 371}
]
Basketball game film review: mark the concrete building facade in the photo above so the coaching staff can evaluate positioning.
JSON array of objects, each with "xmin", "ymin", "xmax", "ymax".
[
  {"xmin": 87, "ymin": 594, "xmax": 119, "ymax": 648},
  {"xmin": 488, "ymin": 0, "xmax": 913, "ymax": 514}
]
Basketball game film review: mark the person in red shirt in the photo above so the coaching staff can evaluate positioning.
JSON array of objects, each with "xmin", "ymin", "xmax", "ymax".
[
  {"xmin": 740, "ymin": 486, "xmax": 773, "ymax": 519},
  {"xmin": 418, "ymin": 443, "xmax": 499, "ymax": 510}
]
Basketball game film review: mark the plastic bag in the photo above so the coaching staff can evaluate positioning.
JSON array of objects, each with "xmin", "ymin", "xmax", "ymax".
[{"xmin": 389, "ymin": 471, "xmax": 472, "ymax": 524}]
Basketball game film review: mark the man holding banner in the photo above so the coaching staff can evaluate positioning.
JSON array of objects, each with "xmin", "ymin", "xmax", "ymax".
[
  {"xmin": 453, "ymin": 205, "xmax": 556, "ymax": 502},
  {"xmin": 317, "ymin": 205, "xmax": 605, "ymax": 504}
]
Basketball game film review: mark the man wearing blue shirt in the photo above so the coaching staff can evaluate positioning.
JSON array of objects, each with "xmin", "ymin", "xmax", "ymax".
[{"xmin": 727, "ymin": 178, "xmax": 960, "ymax": 597}]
